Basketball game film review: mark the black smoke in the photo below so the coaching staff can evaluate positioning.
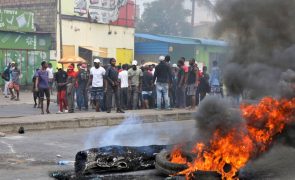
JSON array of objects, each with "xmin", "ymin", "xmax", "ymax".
[
  {"xmin": 194, "ymin": 96, "xmax": 244, "ymax": 143},
  {"xmin": 214, "ymin": 0, "xmax": 295, "ymax": 98}
]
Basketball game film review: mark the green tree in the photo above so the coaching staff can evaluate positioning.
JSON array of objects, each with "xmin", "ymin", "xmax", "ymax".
[{"xmin": 136, "ymin": 0, "xmax": 192, "ymax": 36}]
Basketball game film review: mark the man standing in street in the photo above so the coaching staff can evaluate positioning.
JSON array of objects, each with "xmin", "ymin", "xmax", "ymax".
[
  {"xmin": 55, "ymin": 64, "xmax": 68, "ymax": 113},
  {"xmin": 186, "ymin": 58, "xmax": 199, "ymax": 110},
  {"xmin": 47, "ymin": 63, "xmax": 54, "ymax": 95},
  {"xmin": 153, "ymin": 56, "xmax": 172, "ymax": 110},
  {"xmin": 77, "ymin": 64, "xmax": 89, "ymax": 111},
  {"xmin": 128, "ymin": 60, "xmax": 143, "ymax": 110},
  {"xmin": 118, "ymin": 64, "xmax": 129, "ymax": 110},
  {"xmin": 142, "ymin": 65, "xmax": 154, "ymax": 109},
  {"xmin": 105, "ymin": 58, "xmax": 124, "ymax": 113},
  {"xmin": 8, "ymin": 62, "xmax": 21, "ymax": 101},
  {"xmin": 87, "ymin": 59, "xmax": 105, "ymax": 112},
  {"xmin": 35, "ymin": 61, "xmax": 50, "ymax": 114},
  {"xmin": 176, "ymin": 60, "xmax": 186, "ymax": 108},
  {"xmin": 1, "ymin": 63, "xmax": 11, "ymax": 98},
  {"xmin": 66, "ymin": 65, "xmax": 77, "ymax": 113}
]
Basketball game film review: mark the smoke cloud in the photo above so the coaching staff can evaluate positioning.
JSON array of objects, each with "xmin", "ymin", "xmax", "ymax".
[
  {"xmin": 84, "ymin": 114, "xmax": 195, "ymax": 149},
  {"xmin": 214, "ymin": 0, "xmax": 295, "ymax": 98},
  {"xmin": 194, "ymin": 96, "xmax": 244, "ymax": 143}
]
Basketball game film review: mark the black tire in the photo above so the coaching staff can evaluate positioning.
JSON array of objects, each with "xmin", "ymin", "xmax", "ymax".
[
  {"xmin": 155, "ymin": 162, "xmax": 183, "ymax": 176},
  {"xmin": 155, "ymin": 150, "xmax": 188, "ymax": 171}
]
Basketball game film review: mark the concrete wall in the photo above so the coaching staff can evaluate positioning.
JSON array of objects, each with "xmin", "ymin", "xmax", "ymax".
[
  {"xmin": 60, "ymin": 20, "xmax": 134, "ymax": 61},
  {"xmin": 0, "ymin": 0, "xmax": 57, "ymax": 49}
]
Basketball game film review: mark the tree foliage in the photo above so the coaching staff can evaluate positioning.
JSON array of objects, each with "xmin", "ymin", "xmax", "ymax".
[{"xmin": 136, "ymin": 0, "xmax": 192, "ymax": 36}]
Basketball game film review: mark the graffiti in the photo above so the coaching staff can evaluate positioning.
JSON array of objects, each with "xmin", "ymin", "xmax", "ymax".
[
  {"xmin": 0, "ymin": 9, "xmax": 35, "ymax": 32},
  {"xmin": 0, "ymin": 31, "xmax": 51, "ymax": 50}
]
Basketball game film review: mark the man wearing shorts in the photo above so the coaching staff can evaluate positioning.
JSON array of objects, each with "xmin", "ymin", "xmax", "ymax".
[
  {"xmin": 9, "ymin": 62, "xmax": 21, "ymax": 101},
  {"xmin": 36, "ymin": 61, "xmax": 50, "ymax": 114},
  {"xmin": 87, "ymin": 59, "xmax": 105, "ymax": 112},
  {"xmin": 186, "ymin": 58, "xmax": 199, "ymax": 110},
  {"xmin": 142, "ymin": 66, "xmax": 154, "ymax": 109}
]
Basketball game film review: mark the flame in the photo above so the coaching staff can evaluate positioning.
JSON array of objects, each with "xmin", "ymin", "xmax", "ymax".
[
  {"xmin": 170, "ymin": 97, "xmax": 295, "ymax": 179},
  {"xmin": 170, "ymin": 146, "xmax": 187, "ymax": 164}
]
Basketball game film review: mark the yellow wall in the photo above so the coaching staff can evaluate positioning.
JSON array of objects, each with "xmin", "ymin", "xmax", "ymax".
[
  {"xmin": 116, "ymin": 48, "xmax": 133, "ymax": 65},
  {"xmin": 60, "ymin": 20, "xmax": 134, "ymax": 63}
]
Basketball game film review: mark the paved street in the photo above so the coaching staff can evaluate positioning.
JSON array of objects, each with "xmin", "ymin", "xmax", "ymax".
[{"xmin": 0, "ymin": 120, "xmax": 196, "ymax": 180}]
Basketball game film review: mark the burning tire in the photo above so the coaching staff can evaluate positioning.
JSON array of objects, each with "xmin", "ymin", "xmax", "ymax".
[{"xmin": 155, "ymin": 150, "xmax": 193, "ymax": 176}]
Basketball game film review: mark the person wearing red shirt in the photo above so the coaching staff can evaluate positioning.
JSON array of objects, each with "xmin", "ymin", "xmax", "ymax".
[{"xmin": 66, "ymin": 65, "xmax": 77, "ymax": 113}]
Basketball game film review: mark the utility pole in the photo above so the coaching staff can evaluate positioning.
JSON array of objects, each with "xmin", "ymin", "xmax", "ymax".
[
  {"xmin": 191, "ymin": 0, "xmax": 196, "ymax": 26},
  {"xmin": 59, "ymin": 0, "xmax": 63, "ymax": 59}
]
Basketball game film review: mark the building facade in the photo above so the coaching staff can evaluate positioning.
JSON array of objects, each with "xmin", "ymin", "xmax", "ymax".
[
  {"xmin": 0, "ymin": 1, "xmax": 55, "ymax": 86},
  {"xmin": 135, "ymin": 33, "xmax": 228, "ymax": 72},
  {"xmin": 59, "ymin": 0, "xmax": 136, "ymax": 65},
  {"xmin": 0, "ymin": 0, "xmax": 136, "ymax": 86}
]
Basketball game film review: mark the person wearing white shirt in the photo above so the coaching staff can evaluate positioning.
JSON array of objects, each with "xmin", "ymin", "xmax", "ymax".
[
  {"xmin": 118, "ymin": 64, "xmax": 129, "ymax": 109},
  {"xmin": 46, "ymin": 63, "xmax": 54, "ymax": 95},
  {"xmin": 87, "ymin": 59, "xmax": 106, "ymax": 112}
]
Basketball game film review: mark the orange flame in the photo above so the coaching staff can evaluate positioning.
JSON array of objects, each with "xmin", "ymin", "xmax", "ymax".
[
  {"xmin": 170, "ymin": 146, "xmax": 187, "ymax": 164},
  {"xmin": 170, "ymin": 97, "xmax": 295, "ymax": 179}
]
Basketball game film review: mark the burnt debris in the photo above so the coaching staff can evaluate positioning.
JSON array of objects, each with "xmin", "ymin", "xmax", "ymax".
[{"xmin": 75, "ymin": 145, "xmax": 168, "ymax": 176}]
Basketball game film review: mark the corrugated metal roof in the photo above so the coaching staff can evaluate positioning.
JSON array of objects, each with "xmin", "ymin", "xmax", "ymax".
[
  {"xmin": 135, "ymin": 33, "xmax": 228, "ymax": 47},
  {"xmin": 135, "ymin": 33, "xmax": 200, "ymax": 45}
]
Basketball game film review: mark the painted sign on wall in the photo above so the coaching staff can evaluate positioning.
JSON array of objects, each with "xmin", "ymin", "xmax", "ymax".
[
  {"xmin": 63, "ymin": 0, "xmax": 135, "ymax": 27},
  {"xmin": 0, "ymin": 31, "xmax": 51, "ymax": 50},
  {"xmin": 0, "ymin": 9, "xmax": 35, "ymax": 32}
]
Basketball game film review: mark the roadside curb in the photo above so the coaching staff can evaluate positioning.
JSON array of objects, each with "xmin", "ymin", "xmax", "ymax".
[{"xmin": 0, "ymin": 111, "xmax": 194, "ymax": 133}]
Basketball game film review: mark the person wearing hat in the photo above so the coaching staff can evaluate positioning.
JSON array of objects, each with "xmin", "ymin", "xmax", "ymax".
[
  {"xmin": 153, "ymin": 56, "xmax": 173, "ymax": 110},
  {"xmin": 128, "ymin": 60, "xmax": 143, "ymax": 110},
  {"xmin": 87, "ymin": 58, "xmax": 106, "ymax": 112},
  {"xmin": 8, "ymin": 61, "xmax": 21, "ymax": 101},
  {"xmin": 55, "ymin": 63, "xmax": 68, "ymax": 113},
  {"xmin": 76, "ymin": 64, "xmax": 89, "ymax": 111},
  {"xmin": 66, "ymin": 65, "xmax": 78, "ymax": 113}
]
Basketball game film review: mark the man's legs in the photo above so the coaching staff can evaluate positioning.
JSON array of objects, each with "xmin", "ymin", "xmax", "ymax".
[
  {"xmin": 156, "ymin": 83, "xmax": 162, "ymax": 109},
  {"xmin": 45, "ymin": 89, "xmax": 50, "ymax": 113},
  {"xmin": 106, "ymin": 88, "xmax": 113, "ymax": 113},
  {"xmin": 83, "ymin": 88, "xmax": 89, "ymax": 110},
  {"xmin": 162, "ymin": 83, "xmax": 170, "ymax": 109},
  {"xmin": 76, "ymin": 87, "xmax": 82, "ymax": 110},
  {"xmin": 132, "ymin": 86, "xmax": 138, "ymax": 110},
  {"xmin": 4, "ymin": 81, "xmax": 9, "ymax": 97}
]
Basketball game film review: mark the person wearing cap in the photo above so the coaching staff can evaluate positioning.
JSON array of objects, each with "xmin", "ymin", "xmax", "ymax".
[
  {"xmin": 66, "ymin": 65, "xmax": 78, "ymax": 113},
  {"xmin": 128, "ymin": 60, "xmax": 143, "ymax": 110},
  {"xmin": 8, "ymin": 62, "xmax": 21, "ymax": 101},
  {"xmin": 55, "ymin": 63, "xmax": 68, "ymax": 113},
  {"xmin": 87, "ymin": 58, "xmax": 106, "ymax": 112},
  {"xmin": 105, "ymin": 58, "xmax": 124, "ymax": 113},
  {"xmin": 35, "ymin": 61, "xmax": 50, "ymax": 114},
  {"xmin": 153, "ymin": 56, "xmax": 173, "ymax": 110},
  {"xmin": 77, "ymin": 64, "xmax": 89, "ymax": 111}
]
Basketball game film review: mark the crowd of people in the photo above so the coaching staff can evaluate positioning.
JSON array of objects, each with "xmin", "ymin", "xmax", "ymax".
[{"xmin": 1, "ymin": 55, "xmax": 222, "ymax": 114}]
